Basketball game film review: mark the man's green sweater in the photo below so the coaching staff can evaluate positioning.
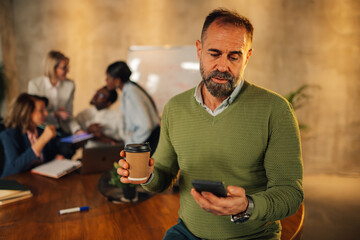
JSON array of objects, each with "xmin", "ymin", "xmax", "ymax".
[{"xmin": 143, "ymin": 81, "xmax": 303, "ymax": 239}]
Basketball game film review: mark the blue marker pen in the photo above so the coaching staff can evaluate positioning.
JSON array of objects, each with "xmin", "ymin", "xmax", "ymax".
[{"xmin": 59, "ymin": 206, "xmax": 89, "ymax": 215}]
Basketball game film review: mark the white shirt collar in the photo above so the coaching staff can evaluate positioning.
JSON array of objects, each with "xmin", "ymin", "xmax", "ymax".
[
  {"xmin": 194, "ymin": 79, "xmax": 244, "ymax": 116},
  {"xmin": 44, "ymin": 77, "xmax": 61, "ymax": 89}
]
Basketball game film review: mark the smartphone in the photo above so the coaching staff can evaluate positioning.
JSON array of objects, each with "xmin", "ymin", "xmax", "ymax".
[{"xmin": 192, "ymin": 180, "xmax": 227, "ymax": 197}]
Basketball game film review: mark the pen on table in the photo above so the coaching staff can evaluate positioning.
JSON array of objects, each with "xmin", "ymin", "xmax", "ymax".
[
  {"xmin": 38, "ymin": 125, "xmax": 61, "ymax": 136},
  {"xmin": 59, "ymin": 206, "xmax": 89, "ymax": 215}
]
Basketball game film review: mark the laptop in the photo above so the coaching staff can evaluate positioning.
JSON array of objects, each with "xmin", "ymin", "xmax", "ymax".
[{"xmin": 80, "ymin": 143, "xmax": 124, "ymax": 174}]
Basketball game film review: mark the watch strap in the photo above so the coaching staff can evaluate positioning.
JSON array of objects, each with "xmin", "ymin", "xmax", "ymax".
[{"xmin": 230, "ymin": 195, "xmax": 254, "ymax": 223}]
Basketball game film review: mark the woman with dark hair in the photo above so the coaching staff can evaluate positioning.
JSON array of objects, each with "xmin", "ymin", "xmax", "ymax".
[
  {"xmin": 28, "ymin": 50, "xmax": 75, "ymax": 134},
  {"xmin": 0, "ymin": 93, "xmax": 63, "ymax": 177},
  {"xmin": 105, "ymin": 61, "xmax": 160, "ymax": 155}
]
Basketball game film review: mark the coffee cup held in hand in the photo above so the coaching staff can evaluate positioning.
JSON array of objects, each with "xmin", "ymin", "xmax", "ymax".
[{"xmin": 124, "ymin": 143, "xmax": 151, "ymax": 181}]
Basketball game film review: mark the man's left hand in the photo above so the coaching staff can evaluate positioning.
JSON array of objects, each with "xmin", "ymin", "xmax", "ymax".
[{"xmin": 190, "ymin": 185, "xmax": 249, "ymax": 216}]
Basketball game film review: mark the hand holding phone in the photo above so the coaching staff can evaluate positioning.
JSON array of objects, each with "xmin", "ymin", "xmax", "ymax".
[{"xmin": 192, "ymin": 180, "xmax": 227, "ymax": 197}]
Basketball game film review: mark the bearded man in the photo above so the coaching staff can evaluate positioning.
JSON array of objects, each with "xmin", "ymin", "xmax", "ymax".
[{"xmin": 118, "ymin": 8, "xmax": 303, "ymax": 240}]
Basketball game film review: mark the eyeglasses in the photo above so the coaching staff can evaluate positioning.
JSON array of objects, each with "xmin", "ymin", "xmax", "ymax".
[{"xmin": 56, "ymin": 66, "xmax": 69, "ymax": 71}]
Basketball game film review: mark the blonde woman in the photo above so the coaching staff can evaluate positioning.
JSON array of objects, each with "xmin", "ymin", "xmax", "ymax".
[
  {"xmin": 28, "ymin": 50, "xmax": 75, "ymax": 134},
  {"xmin": 0, "ymin": 93, "xmax": 63, "ymax": 177}
]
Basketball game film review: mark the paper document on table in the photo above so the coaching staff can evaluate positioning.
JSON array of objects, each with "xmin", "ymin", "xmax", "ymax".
[
  {"xmin": 0, "ymin": 193, "xmax": 33, "ymax": 206},
  {"xmin": 0, "ymin": 180, "xmax": 33, "ymax": 205},
  {"xmin": 31, "ymin": 159, "xmax": 82, "ymax": 179},
  {"xmin": 0, "ymin": 180, "xmax": 30, "ymax": 199}
]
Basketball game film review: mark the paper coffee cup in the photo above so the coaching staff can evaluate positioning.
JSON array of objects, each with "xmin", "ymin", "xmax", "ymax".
[{"xmin": 124, "ymin": 143, "xmax": 151, "ymax": 181}]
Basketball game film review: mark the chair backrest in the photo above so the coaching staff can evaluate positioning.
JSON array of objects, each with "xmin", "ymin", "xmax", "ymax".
[{"xmin": 280, "ymin": 203, "xmax": 305, "ymax": 240}]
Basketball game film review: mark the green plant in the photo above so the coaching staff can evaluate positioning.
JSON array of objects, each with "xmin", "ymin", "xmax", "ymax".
[
  {"xmin": 285, "ymin": 84, "xmax": 319, "ymax": 110},
  {"xmin": 109, "ymin": 162, "xmax": 136, "ymax": 188},
  {"xmin": 284, "ymin": 84, "xmax": 320, "ymax": 130}
]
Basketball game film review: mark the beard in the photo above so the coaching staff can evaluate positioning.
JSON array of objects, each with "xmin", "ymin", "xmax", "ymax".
[{"xmin": 200, "ymin": 63, "xmax": 239, "ymax": 98}]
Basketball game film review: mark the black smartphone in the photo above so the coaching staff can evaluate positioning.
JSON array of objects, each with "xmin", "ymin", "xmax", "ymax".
[{"xmin": 192, "ymin": 180, "xmax": 227, "ymax": 197}]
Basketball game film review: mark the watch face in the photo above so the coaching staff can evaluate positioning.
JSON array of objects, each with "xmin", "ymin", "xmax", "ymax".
[{"xmin": 231, "ymin": 213, "xmax": 250, "ymax": 223}]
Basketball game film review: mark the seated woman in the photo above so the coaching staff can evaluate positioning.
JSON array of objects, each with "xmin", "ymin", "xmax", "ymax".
[{"xmin": 0, "ymin": 93, "xmax": 63, "ymax": 178}]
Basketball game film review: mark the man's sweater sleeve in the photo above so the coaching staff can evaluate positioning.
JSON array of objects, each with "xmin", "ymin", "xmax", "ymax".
[
  {"xmin": 250, "ymin": 102, "xmax": 304, "ymax": 221},
  {"xmin": 142, "ymin": 102, "xmax": 179, "ymax": 193}
]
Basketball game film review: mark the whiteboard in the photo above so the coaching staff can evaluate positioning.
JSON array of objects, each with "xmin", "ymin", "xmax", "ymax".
[{"xmin": 127, "ymin": 45, "xmax": 201, "ymax": 115}]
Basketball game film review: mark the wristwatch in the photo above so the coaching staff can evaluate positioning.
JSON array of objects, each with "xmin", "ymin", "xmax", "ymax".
[{"xmin": 230, "ymin": 195, "xmax": 254, "ymax": 223}]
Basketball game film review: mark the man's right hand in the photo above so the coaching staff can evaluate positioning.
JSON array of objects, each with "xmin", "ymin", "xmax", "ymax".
[
  {"xmin": 117, "ymin": 150, "xmax": 155, "ymax": 185},
  {"xmin": 86, "ymin": 123, "xmax": 103, "ymax": 138}
]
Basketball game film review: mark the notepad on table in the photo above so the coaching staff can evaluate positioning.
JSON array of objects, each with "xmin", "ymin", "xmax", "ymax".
[
  {"xmin": 31, "ymin": 159, "xmax": 82, "ymax": 179},
  {"xmin": 0, "ymin": 180, "xmax": 33, "ymax": 206}
]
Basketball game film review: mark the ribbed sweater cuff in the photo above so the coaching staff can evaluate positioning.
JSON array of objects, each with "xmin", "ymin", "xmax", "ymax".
[{"xmin": 249, "ymin": 194, "xmax": 267, "ymax": 220}]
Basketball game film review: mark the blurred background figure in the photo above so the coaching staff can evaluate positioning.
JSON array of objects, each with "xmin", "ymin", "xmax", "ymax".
[
  {"xmin": 106, "ymin": 61, "xmax": 160, "ymax": 156},
  {"xmin": 69, "ymin": 86, "xmax": 123, "ymax": 148},
  {"xmin": 0, "ymin": 93, "xmax": 64, "ymax": 178},
  {"xmin": 28, "ymin": 50, "xmax": 75, "ymax": 135}
]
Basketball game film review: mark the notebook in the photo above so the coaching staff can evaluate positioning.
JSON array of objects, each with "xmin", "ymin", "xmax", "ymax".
[
  {"xmin": 31, "ymin": 159, "xmax": 82, "ymax": 179},
  {"xmin": 80, "ymin": 144, "xmax": 123, "ymax": 174},
  {"xmin": 0, "ymin": 179, "xmax": 33, "ymax": 206}
]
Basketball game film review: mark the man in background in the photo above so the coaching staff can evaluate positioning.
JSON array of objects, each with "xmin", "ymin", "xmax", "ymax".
[
  {"xmin": 70, "ymin": 86, "xmax": 123, "ymax": 148},
  {"xmin": 118, "ymin": 8, "xmax": 303, "ymax": 239}
]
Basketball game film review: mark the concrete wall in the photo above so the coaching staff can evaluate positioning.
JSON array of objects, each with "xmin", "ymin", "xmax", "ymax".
[
  {"xmin": 0, "ymin": 0, "xmax": 19, "ymax": 116},
  {"xmin": 3, "ymin": 0, "xmax": 360, "ymax": 174}
]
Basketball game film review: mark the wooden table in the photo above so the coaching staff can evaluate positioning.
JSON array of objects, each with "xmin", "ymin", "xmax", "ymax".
[
  {"xmin": 0, "ymin": 171, "xmax": 303, "ymax": 240},
  {"xmin": 0, "ymin": 171, "xmax": 179, "ymax": 240}
]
